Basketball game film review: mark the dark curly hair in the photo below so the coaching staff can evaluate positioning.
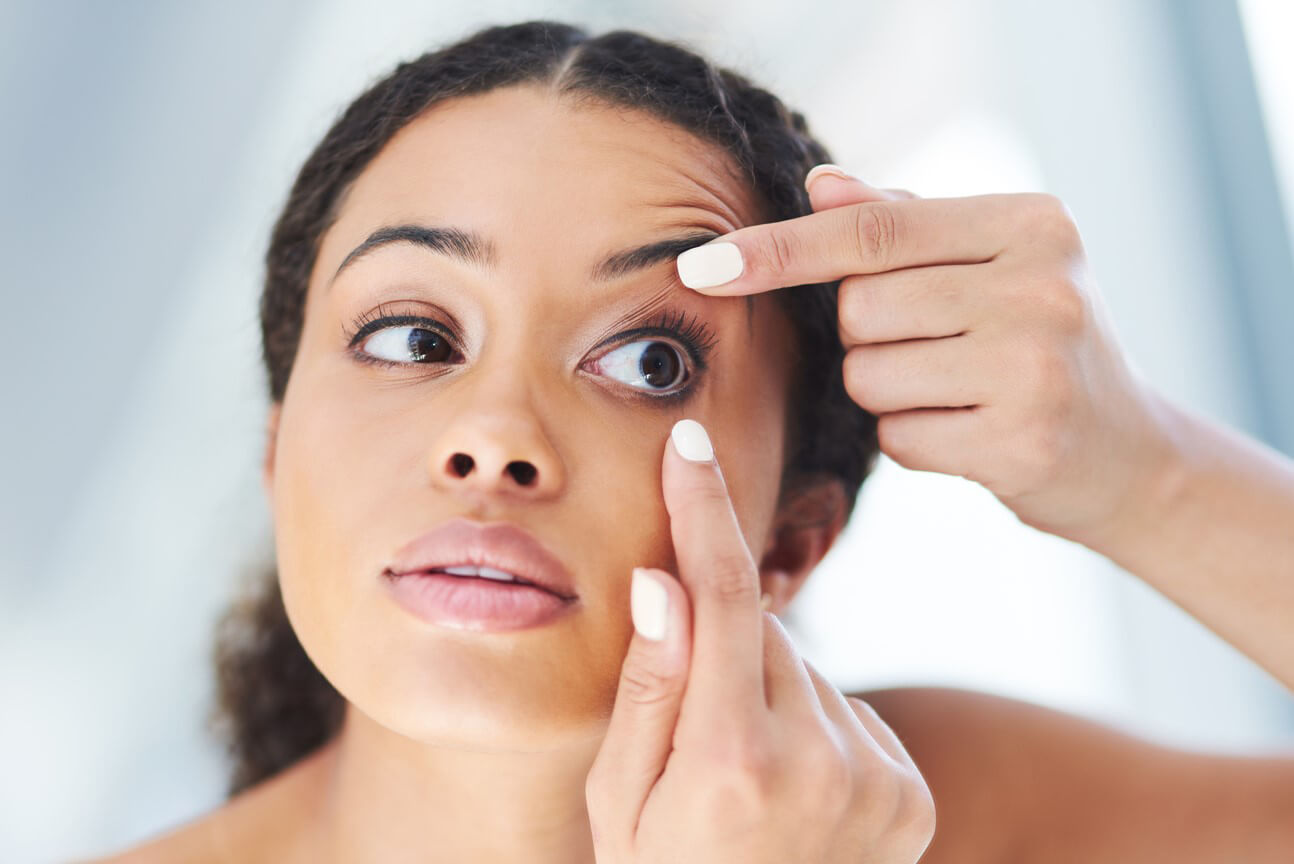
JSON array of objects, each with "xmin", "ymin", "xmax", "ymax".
[{"xmin": 207, "ymin": 18, "xmax": 879, "ymax": 799}]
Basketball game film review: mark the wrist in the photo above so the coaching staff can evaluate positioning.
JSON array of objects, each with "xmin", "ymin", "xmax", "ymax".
[{"xmin": 1070, "ymin": 379, "xmax": 1193, "ymax": 562}]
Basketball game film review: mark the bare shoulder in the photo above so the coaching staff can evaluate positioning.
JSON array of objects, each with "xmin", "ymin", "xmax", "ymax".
[
  {"xmin": 849, "ymin": 685, "xmax": 1294, "ymax": 864},
  {"xmin": 75, "ymin": 742, "xmax": 334, "ymax": 864}
]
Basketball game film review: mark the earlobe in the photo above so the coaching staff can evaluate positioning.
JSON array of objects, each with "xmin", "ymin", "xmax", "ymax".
[{"xmin": 757, "ymin": 478, "xmax": 849, "ymax": 612}]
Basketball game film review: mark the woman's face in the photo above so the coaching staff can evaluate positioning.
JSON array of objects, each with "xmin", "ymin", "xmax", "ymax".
[{"xmin": 264, "ymin": 83, "xmax": 797, "ymax": 749}]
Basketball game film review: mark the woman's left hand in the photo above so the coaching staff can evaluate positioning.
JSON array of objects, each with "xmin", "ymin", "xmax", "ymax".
[
  {"xmin": 584, "ymin": 419, "xmax": 935, "ymax": 863},
  {"xmin": 675, "ymin": 167, "xmax": 1173, "ymax": 545}
]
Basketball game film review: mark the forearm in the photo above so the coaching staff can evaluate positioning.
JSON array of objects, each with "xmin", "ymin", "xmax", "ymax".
[{"xmin": 1076, "ymin": 387, "xmax": 1294, "ymax": 692}]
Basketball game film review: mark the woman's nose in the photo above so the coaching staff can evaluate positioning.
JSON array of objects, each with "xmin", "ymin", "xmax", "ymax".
[{"xmin": 428, "ymin": 413, "xmax": 565, "ymax": 499}]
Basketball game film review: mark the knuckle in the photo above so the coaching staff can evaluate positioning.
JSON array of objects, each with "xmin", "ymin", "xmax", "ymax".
[
  {"xmin": 1004, "ymin": 410, "xmax": 1065, "ymax": 493},
  {"xmin": 1039, "ymin": 276, "xmax": 1087, "ymax": 337},
  {"xmin": 678, "ymin": 476, "xmax": 732, "ymax": 510},
  {"xmin": 723, "ymin": 737, "xmax": 779, "ymax": 798},
  {"xmin": 808, "ymin": 734, "xmax": 855, "ymax": 813},
  {"xmin": 876, "ymin": 414, "xmax": 918, "ymax": 466},
  {"xmin": 896, "ymin": 771, "xmax": 938, "ymax": 844},
  {"xmin": 1022, "ymin": 191, "xmax": 1064, "ymax": 220},
  {"xmin": 847, "ymin": 695, "xmax": 885, "ymax": 726},
  {"xmin": 841, "ymin": 348, "xmax": 872, "ymax": 409},
  {"xmin": 617, "ymin": 662, "xmax": 681, "ymax": 706},
  {"xmin": 852, "ymin": 203, "xmax": 901, "ymax": 268},
  {"xmin": 706, "ymin": 550, "xmax": 760, "ymax": 601},
  {"xmin": 757, "ymin": 228, "xmax": 799, "ymax": 280},
  {"xmin": 836, "ymin": 277, "xmax": 870, "ymax": 343},
  {"xmin": 853, "ymin": 755, "xmax": 905, "ymax": 830},
  {"xmin": 1030, "ymin": 193, "xmax": 1082, "ymax": 250}
]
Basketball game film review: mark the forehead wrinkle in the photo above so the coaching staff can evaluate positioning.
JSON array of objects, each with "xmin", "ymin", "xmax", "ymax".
[{"xmin": 636, "ymin": 152, "xmax": 758, "ymax": 234}]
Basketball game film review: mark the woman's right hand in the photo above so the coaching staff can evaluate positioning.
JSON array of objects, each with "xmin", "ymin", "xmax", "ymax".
[{"xmin": 584, "ymin": 419, "xmax": 935, "ymax": 863}]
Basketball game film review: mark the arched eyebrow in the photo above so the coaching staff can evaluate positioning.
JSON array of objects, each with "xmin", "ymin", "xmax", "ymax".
[{"xmin": 328, "ymin": 224, "xmax": 724, "ymax": 288}]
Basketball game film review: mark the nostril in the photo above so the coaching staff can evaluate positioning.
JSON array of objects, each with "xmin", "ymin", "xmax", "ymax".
[
  {"xmin": 449, "ymin": 453, "xmax": 474, "ymax": 477},
  {"xmin": 507, "ymin": 461, "xmax": 537, "ymax": 486}
]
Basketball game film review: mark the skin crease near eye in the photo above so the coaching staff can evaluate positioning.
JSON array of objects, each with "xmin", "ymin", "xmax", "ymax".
[{"xmin": 260, "ymin": 82, "xmax": 803, "ymax": 859}]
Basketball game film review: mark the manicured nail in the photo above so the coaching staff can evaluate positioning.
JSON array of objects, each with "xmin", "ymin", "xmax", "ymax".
[
  {"xmin": 804, "ymin": 162, "xmax": 857, "ymax": 189},
  {"xmin": 676, "ymin": 241, "xmax": 743, "ymax": 290},
  {"xmin": 631, "ymin": 568, "xmax": 669, "ymax": 641},
  {"xmin": 671, "ymin": 418, "xmax": 714, "ymax": 462}
]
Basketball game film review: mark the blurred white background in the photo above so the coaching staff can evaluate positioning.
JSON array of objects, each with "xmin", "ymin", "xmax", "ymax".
[{"xmin": 2, "ymin": 0, "xmax": 1292, "ymax": 860}]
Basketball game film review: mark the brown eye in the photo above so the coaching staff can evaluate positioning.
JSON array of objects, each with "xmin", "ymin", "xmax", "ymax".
[
  {"xmin": 594, "ymin": 339, "xmax": 688, "ymax": 393},
  {"xmin": 362, "ymin": 326, "xmax": 457, "ymax": 364}
]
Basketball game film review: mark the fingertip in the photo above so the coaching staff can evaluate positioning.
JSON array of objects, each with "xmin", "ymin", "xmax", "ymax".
[
  {"xmin": 804, "ymin": 162, "xmax": 855, "ymax": 190},
  {"xmin": 670, "ymin": 418, "xmax": 714, "ymax": 463},
  {"xmin": 630, "ymin": 567, "xmax": 692, "ymax": 652},
  {"xmin": 630, "ymin": 567, "xmax": 670, "ymax": 642},
  {"xmin": 676, "ymin": 240, "xmax": 744, "ymax": 292}
]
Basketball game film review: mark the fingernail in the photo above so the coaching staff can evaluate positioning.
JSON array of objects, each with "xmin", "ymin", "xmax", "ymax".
[
  {"xmin": 676, "ymin": 241, "xmax": 743, "ymax": 290},
  {"xmin": 631, "ymin": 568, "xmax": 669, "ymax": 641},
  {"xmin": 804, "ymin": 162, "xmax": 857, "ymax": 189},
  {"xmin": 671, "ymin": 418, "xmax": 714, "ymax": 462},
  {"xmin": 760, "ymin": 592, "xmax": 773, "ymax": 612}
]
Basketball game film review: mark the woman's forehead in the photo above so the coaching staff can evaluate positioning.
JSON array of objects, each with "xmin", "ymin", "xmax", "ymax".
[{"xmin": 322, "ymin": 84, "xmax": 763, "ymax": 271}]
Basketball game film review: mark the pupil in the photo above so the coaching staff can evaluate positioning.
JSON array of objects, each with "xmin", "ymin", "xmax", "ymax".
[
  {"xmin": 639, "ymin": 342, "xmax": 681, "ymax": 388},
  {"xmin": 409, "ymin": 329, "xmax": 452, "ymax": 363}
]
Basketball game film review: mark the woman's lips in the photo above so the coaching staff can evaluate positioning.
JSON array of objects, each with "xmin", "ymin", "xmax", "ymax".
[
  {"xmin": 384, "ymin": 518, "xmax": 578, "ymax": 601},
  {"xmin": 384, "ymin": 570, "xmax": 577, "ymax": 632},
  {"xmin": 382, "ymin": 518, "xmax": 580, "ymax": 631}
]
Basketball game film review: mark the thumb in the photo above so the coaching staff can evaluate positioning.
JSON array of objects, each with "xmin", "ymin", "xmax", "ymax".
[
  {"xmin": 586, "ymin": 567, "xmax": 693, "ymax": 838},
  {"xmin": 804, "ymin": 163, "xmax": 920, "ymax": 211}
]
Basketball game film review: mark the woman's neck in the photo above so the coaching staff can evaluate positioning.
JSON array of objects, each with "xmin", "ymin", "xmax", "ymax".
[{"xmin": 302, "ymin": 706, "xmax": 604, "ymax": 864}]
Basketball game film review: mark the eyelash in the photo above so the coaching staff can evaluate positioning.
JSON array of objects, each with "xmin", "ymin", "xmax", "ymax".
[{"xmin": 340, "ymin": 302, "xmax": 718, "ymax": 403}]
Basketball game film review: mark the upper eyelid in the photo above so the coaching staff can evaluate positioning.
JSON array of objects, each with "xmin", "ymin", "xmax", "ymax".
[{"xmin": 346, "ymin": 308, "xmax": 714, "ymax": 360}]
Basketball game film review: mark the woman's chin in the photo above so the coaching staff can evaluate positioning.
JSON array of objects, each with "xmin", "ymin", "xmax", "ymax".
[{"xmin": 334, "ymin": 660, "xmax": 614, "ymax": 752}]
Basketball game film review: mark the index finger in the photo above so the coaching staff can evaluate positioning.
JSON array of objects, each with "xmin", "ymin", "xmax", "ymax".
[
  {"xmin": 661, "ymin": 418, "xmax": 767, "ymax": 720},
  {"xmin": 675, "ymin": 193, "xmax": 1016, "ymax": 296}
]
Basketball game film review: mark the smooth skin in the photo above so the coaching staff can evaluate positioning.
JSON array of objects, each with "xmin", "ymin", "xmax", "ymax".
[
  {"xmin": 585, "ymin": 421, "xmax": 932, "ymax": 862},
  {"xmin": 85, "ymin": 85, "xmax": 1294, "ymax": 863},
  {"xmin": 680, "ymin": 165, "xmax": 1294, "ymax": 693},
  {"xmin": 676, "ymin": 165, "xmax": 1294, "ymax": 860}
]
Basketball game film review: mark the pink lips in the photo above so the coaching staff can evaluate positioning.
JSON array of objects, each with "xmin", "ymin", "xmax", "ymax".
[{"xmin": 381, "ymin": 519, "xmax": 580, "ymax": 632}]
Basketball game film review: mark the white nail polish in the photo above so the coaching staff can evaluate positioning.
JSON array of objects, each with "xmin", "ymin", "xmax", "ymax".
[
  {"xmin": 676, "ymin": 241, "xmax": 743, "ymax": 289},
  {"xmin": 671, "ymin": 418, "xmax": 714, "ymax": 462},
  {"xmin": 804, "ymin": 162, "xmax": 854, "ymax": 188},
  {"xmin": 631, "ymin": 568, "xmax": 669, "ymax": 641}
]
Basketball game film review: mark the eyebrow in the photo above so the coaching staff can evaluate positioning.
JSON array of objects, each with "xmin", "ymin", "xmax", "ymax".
[{"xmin": 329, "ymin": 223, "xmax": 725, "ymax": 288}]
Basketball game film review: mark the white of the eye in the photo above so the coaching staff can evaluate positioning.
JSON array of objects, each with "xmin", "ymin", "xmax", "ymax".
[
  {"xmin": 364, "ymin": 327, "xmax": 444, "ymax": 363},
  {"xmin": 597, "ymin": 340, "xmax": 684, "ymax": 391}
]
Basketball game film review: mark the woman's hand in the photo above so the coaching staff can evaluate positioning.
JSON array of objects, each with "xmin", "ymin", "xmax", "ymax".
[
  {"xmin": 675, "ymin": 168, "xmax": 1294, "ymax": 692},
  {"xmin": 675, "ymin": 166, "xmax": 1172, "ymax": 545},
  {"xmin": 584, "ymin": 419, "xmax": 934, "ymax": 863}
]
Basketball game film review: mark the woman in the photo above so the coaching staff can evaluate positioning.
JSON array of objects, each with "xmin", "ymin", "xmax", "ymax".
[{"xmin": 93, "ymin": 19, "xmax": 1294, "ymax": 863}]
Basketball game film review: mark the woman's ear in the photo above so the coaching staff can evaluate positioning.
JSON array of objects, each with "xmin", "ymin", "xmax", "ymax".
[
  {"xmin": 757, "ymin": 477, "xmax": 850, "ymax": 613},
  {"xmin": 262, "ymin": 402, "xmax": 281, "ymax": 504}
]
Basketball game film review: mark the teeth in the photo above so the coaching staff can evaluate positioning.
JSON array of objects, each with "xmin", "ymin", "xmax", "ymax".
[{"xmin": 440, "ymin": 565, "xmax": 518, "ymax": 583}]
